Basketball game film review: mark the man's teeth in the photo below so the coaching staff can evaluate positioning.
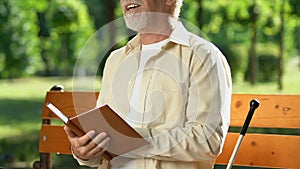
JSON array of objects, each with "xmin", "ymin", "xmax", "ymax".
[{"xmin": 127, "ymin": 4, "xmax": 139, "ymax": 10}]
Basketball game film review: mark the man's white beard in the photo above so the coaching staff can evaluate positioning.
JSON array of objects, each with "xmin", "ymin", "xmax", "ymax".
[{"xmin": 124, "ymin": 12, "xmax": 149, "ymax": 32}]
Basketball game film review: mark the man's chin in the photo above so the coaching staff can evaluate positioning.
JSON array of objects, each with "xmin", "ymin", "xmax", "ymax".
[
  {"xmin": 125, "ymin": 24, "xmax": 145, "ymax": 32},
  {"xmin": 124, "ymin": 18, "xmax": 148, "ymax": 32}
]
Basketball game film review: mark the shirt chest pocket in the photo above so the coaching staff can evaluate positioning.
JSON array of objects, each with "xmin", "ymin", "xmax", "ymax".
[{"xmin": 142, "ymin": 72, "xmax": 189, "ymax": 127}]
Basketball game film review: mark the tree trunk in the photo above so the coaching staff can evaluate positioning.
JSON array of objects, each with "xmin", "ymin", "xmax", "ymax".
[
  {"xmin": 197, "ymin": 0, "xmax": 204, "ymax": 30},
  {"xmin": 97, "ymin": 0, "xmax": 117, "ymax": 76},
  {"xmin": 107, "ymin": 0, "xmax": 116, "ymax": 47},
  {"xmin": 278, "ymin": 0, "xmax": 285, "ymax": 90},
  {"xmin": 37, "ymin": 11, "xmax": 51, "ymax": 76},
  {"xmin": 246, "ymin": 0, "xmax": 258, "ymax": 85}
]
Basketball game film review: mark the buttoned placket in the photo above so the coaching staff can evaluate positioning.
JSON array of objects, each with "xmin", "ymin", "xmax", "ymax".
[{"xmin": 127, "ymin": 44, "xmax": 168, "ymax": 128}]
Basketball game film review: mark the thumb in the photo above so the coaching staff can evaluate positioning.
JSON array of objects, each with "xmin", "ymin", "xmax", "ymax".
[{"xmin": 64, "ymin": 126, "xmax": 77, "ymax": 138}]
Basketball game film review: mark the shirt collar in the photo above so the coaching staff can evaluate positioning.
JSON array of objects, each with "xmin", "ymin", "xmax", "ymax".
[
  {"xmin": 125, "ymin": 35, "xmax": 141, "ymax": 54},
  {"xmin": 168, "ymin": 18, "xmax": 190, "ymax": 47}
]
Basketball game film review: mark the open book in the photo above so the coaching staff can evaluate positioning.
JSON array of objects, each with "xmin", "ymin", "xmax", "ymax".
[{"xmin": 46, "ymin": 102, "xmax": 148, "ymax": 161}]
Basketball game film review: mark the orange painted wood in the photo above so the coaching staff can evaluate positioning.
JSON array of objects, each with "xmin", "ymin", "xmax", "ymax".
[
  {"xmin": 216, "ymin": 133, "xmax": 300, "ymax": 168},
  {"xmin": 42, "ymin": 93, "xmax": 300, "ymax": 128},
  {"xmin": 230, "ymin": 94, "xmax": 300, "ymax": 128},
  {"xmin": 37, "ymin": 92, "xmax": 300, "ymax": 168},
  {"xmin": 39, "ymin": 125, "xmax": 72, "ymax": 154},
  {"xmin": 41, "ymin": 91, "xmax": 99, "ymax": 119}
]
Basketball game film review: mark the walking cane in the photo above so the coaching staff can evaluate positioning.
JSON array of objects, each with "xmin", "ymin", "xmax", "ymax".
[{"xmin": 226, "ymin": 99, "xmax": 260, "ymax": 169}]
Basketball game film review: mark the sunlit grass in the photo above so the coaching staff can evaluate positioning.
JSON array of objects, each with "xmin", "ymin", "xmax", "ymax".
[
  {"xmin": 0, "ymin": 123, "xmax": 40, "ymax": 139},
  {"xmin": 233, "ymin": 57, "xmax": 300, "ymax": 94},
  {"xmin": 0, "ymin": 76, "xmax": 102, "ymax": 99}
]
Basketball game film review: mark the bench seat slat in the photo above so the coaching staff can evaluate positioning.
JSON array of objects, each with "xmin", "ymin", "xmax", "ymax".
[
  {"xmin": 39, "ymin": 125, "xmax": 72, "ymax": 154},
  {"xmin": 216, "ymin": 132, "xmax": 300, "ymax": 168},
  {"xmin": 40, "ymin": 127, "xmax": 300, "ymax": 169}
]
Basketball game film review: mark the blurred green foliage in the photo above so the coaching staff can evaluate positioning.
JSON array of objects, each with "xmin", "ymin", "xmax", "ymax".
[
  {"xmin": 0, "ymin": 0, "xmax": 299, "ymax": 83},
  {"xmin": 0, "ymin": 0, "xmax": 94, "ymax": 78},
  {"xmin": 183, "ymin": 0, "xmax": 299, "ymax": 84}
]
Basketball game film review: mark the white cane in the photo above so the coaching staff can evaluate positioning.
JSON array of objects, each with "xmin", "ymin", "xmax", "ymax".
[{"xmin": 226, "ymin": 99, "xmax": 260, "ymax": 169}]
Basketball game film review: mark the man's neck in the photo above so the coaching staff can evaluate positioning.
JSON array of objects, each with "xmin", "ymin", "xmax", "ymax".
[
  {"xmin": 140, "ymin": 22, "xmax": 173, "ymax": 45},
  {"xmin": 140, "ymin": 33, "xmax": 170, "ymax": 45}
]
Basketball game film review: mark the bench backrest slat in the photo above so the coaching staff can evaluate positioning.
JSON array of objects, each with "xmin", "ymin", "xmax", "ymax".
[
  {"xmin": 230, "ymin": 94, "xmax": 300, "ymax": 128},
  {"xmin": 41, "ymin": 92, "xmax": 99, "ymax": 119}
]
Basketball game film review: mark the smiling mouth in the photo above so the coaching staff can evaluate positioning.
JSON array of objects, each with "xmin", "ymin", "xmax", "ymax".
[{"xmin": 126, "ymin": 3, "xmax": 141, "ymax": 11}]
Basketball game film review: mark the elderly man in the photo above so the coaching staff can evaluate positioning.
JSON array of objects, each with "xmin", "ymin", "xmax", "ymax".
[{"xmin": 64, "ymin": 0, "xmax": 232, "ymax": 168}]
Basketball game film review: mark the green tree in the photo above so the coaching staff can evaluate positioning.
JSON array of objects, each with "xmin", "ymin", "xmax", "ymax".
[
  {"xmin": 0, "ymin": 0, "xmax": 94, "ymax": 78},
  {"xmin": 46, "ymin": 0, "xmax": 94, "ymax": 76},
  {"xmin": 0, "ymin": 0, "xmax": 41, "ymax": 78},
  {"xmin": 83, "ymin": 0, "xmax": 118, "ymax": 76},
  {"xmin": 246, "ymin": 0, "xmax": 259, "ymax": 85},
  {"xmin": 195, "ymin": 0, "xmax": 252, "ymax": 81},
  {"xmin": 182, "ymin": 0, "xmax": 299, "ymax": 89},
  {"xmin": 36, "ymin": 0, "xmax": 51, "ymax": 76}
]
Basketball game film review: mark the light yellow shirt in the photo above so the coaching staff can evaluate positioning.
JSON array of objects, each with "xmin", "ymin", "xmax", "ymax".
[{"xmin": 75, "ymin": 20, "xmax": 232, "ymax": 169}]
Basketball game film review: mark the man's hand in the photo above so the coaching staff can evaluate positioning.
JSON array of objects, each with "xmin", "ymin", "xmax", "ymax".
[{"xmin": 64, "ymin": 126, "xmax": 111, "ymax": 160}]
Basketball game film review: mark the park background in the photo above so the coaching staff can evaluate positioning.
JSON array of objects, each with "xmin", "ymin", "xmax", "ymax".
[{"xmin": 0, "ymin": 0, "xmax": 299, "ymax": 168}]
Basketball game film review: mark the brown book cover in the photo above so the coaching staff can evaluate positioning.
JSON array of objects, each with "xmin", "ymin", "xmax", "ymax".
[{"xmin": 46, "ymin": 103, "xmax": 149, "ymax": 161}]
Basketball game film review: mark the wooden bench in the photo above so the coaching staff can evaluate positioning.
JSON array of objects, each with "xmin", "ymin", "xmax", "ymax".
[{"xmin": 33, "ymin": 87, "xmax": 300, "ymax": 169}]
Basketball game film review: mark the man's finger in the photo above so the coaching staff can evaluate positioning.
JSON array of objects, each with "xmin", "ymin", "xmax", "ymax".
[
  {"xmin": 78, "ymin": 130, "xmax": 96, "ymax": 146},
  {"xmin": 88, "ymin": 136, "xmax": 111, "ymax": 158},
  {"xmin": 91, "ymin": 132, "xmax": 109, "ymax": 145},
  {"xmin": 82, "ymin": 132, "xmax": 109, "ymax": 150}
]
